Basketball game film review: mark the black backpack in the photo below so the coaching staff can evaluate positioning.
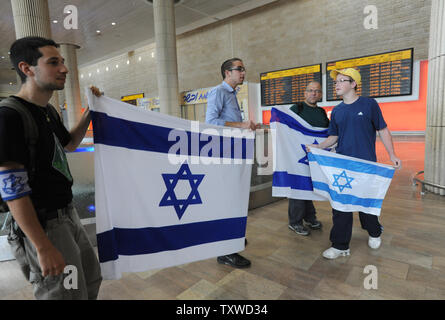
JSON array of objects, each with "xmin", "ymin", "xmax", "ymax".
[{"xmin": 0, "ymin": 97, "xmax": 59, "ymax": 212}]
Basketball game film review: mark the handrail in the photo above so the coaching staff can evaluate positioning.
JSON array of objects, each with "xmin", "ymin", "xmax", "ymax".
[{"xmin": 412, "ymin": 171, "xmax": 445, "ymax": 195}]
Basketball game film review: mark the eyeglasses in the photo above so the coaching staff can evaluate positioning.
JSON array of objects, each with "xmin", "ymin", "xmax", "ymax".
[
  {"xmin": 229, "ymin": 66, "xmax": 246, "ymax": 72},
  {"xmin": 306, "ymin": 89, "xmax": 322, "ymax": 94},
  {"xmin": 333, "ymin": 79, "xmax": 353, "ymax": 85}
]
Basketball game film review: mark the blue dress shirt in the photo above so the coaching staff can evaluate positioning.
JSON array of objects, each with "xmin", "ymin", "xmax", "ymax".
[{"xmin": 205, "ymin": 81, "xmax": 242, "ymax": 126}]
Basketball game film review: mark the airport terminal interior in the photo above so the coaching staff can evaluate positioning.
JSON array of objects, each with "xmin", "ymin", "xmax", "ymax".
[{"xmin": 1, "ymin": 0, "xmax": 445, "ymax": 300}]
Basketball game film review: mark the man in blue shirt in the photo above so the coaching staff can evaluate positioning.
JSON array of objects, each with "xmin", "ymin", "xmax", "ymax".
[
  {"xmin": 308, "ymin": 68, "xmax": 401, "ymax": 260},
  {"xmin": 205, "ymin": 58, "xmax": 260, "ymax": 268}
]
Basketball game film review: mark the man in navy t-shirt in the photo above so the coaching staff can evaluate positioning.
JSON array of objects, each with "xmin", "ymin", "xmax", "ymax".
[{"xmin": 308, "ymin": 68, "xmax": 401, "ymax": 260}]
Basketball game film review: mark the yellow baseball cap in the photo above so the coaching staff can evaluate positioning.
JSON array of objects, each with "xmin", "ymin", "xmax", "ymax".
[{"xmin": 330, "ymin": 68, "xmax": 361, "ymax": 85}]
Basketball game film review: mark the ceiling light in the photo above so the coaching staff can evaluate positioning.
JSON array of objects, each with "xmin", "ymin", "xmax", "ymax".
[
  {"xmin": 116, "ymin": 64, "xmax": 119, "ymax": 69},
  {"xmin": 151, "ymin": 52, "xmax": 155, "ymax": 58},
  {"xmin": 106, "ymin": 67, "xmax": 109, "ymax": 71},
  {"xmin": 96, "ymin": 30, "xmax": 101, "ymax": 34},
  {"xmin": 53, "ymin": 20, "xmax": 58, "ymax": 24},
  {"xmin": 138, "ymin": 57, "xmax": 142, "ymax": 62},
  {"xmin": 88, "ymin": 73, "xmax": 92, "ymax": 77},
  {"xmin": 127, "ymin": 60, "xmax": 130, "ymax": 65},
  {"xmin": 97, "ymin": 69, "xmax": 100, "ymax": 73},
  {"xmin": 1, "ymin": 56, "xmax": 4, "ymax": 59},
  {"xmin": 111, "ymin": 22, "xmax": 116, "ymax": 26},
  {"xmin": 81, "ymin": 74, "xmax": 84, "ymax": 79}
]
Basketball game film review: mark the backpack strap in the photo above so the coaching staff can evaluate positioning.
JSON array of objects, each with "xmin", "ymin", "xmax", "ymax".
[
  {"xmin": 0, "ymin": 97, "xmax": 39, "ymax": 179},
  {"xmin": 296, "ymin": 102, "xmax": 304, "ymax": 115}
]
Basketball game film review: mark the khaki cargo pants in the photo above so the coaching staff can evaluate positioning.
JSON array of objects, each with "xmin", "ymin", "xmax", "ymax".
[{"xmin": 7, "ymin": 204, "xmax": 102, "ymax": 300}]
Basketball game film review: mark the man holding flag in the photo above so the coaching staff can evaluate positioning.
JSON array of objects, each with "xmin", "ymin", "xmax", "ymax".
[
  {"xmin": 308, "ymin": 68, "xmax": 401, "ymax": 260},
  {"xmin": 287, "ymin": 81, "xmax": 329, "ymax": 236}
]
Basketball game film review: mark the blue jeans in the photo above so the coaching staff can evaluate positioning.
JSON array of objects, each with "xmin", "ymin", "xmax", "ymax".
[{"xmin": 288, "ymin": 199, "xmax": 317, "ymax": 226}]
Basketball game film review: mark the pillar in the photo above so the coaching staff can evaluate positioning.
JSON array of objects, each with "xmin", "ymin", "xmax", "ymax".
[
  {"xmin": 10, "ymin": 0, "xmax": 60, "ymax": 112},
  {"xmin": 425, "ymin": 0, "xmax": 445, "ymax": 195},
  {"xmin": 152, "ymin": 0, "xmax": 180, "ymax": 117},
  {"xmin": 59, "ymin": 43, "xmax": 82, "ymax": 130}
]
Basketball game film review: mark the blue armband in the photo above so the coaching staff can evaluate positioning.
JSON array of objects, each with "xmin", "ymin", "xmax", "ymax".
[{"xmin": 0, "ymin": 169, "xmax": 32, "ymax": 201}]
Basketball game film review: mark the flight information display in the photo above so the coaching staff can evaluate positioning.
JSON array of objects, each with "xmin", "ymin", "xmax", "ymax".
[
  {"xmin": 326, "ymin": 48, "xmax": 413, "ymax": 101},
  {"xmin": 260, "ymin": 64, "xmax": 322, "ymax": 106}
]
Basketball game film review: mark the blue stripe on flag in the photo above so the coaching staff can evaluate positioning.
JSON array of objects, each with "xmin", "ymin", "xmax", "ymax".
[
  {"xmin": 307, "ymin": 153, "xmax": 394, "ymax": 178},
  {"xmin": 272, "ymin": 171, "xmax": 314, "ymax": 191},
  {"xmin": 96, "ymin": 217, "xmax": 247, "ymax": 263},
  {"xmin": 270, "ymin": 108, "xmax": 328, "ymax": 138},
  {"xmin": 312, "ymin": 181, "xmax": 383, "ymax": 208},
  {"xmin": 91, "ymin": 111, "xmax": 254, "ymax": 160}
]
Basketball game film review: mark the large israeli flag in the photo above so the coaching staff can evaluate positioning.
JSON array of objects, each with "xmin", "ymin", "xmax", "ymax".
[
  {"xmin": 308, "ymin": 148, "xmax": 395, "ymax": 216},
  {"xmin": 87, "ymin": 91, "xmax": 254, "ymax": 280},
  {"xmin": 270, "ymin": 106, "xmax": 328, "ymax": 200}
]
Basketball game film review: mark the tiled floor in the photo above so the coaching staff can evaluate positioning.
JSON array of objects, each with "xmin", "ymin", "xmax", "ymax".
[{"xmin": 1, "ymin": 136, "xmax": 445, "ymax": 300}]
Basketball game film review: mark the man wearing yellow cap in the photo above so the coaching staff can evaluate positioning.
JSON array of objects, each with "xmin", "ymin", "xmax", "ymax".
[{"xmin": 308, "ymin": 68, "xmax": 401, "ymax": 259}]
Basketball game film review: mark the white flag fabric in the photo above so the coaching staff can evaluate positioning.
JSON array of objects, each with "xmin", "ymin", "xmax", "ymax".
[
  {"xmin": 308, "ymin": 148, "xmax": 395, "ymax": 216},
  {"xmin": 270, "ymin": 105, "xmax": 328, "ymax": 200},
  {"xmin": 87, "ymin": 91, "xmax": 254, "ymax": 280}
]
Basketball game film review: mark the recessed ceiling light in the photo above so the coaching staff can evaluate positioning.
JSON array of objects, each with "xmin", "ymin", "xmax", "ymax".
[
  {"xmin": 127, "ymin": 60, "xmax": 130, "ymax": 65},
  {"xmin": 111, "ymin": 22, "xmax": 116, "ymax": 26},
  {"xmin": 53, "ymin": 20, "xmax": 58, "ymax": 24},
  {"xmin": 116, "ymin": 64, "xmax": 119, "ymax": 69},
  {"xmin": 106, "ymin": 67, "xmax": 109, "ymax": 71},
  {"xmin": 96, "ymin": 30, "xmax": 101, "ymax": 34},
  {"xmin": 1, "ymin": 56, "xmax": 4, "ymax": 59},
  {"xmin": 138, "ymin": 57, "xmax": 142, "ymax": 62}
]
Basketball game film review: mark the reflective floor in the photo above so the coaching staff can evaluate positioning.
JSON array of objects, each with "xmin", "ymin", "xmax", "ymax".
[{"xmin": 1, "ymin": 135, "xmax": 445, "ymax": 300}]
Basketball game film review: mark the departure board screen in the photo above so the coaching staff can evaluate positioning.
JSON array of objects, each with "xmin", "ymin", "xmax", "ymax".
[
  {"xmin": 326, "ymin": 48, "xmax": 413, "ymax": 101},
  {"xmin": 260, "ymin": 64, "xmax": 322, "ymax": 106}
]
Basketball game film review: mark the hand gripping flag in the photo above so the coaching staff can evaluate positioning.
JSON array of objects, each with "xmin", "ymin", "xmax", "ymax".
[
  {"xmin": 308, "ymin": 148, "xmax": 395, "ymax": 216},
  {"xmin": 270, "ymin": 106, "xmax": 328, "ymax": 200},
  {"xmin": 87, "ymin": 91, "xmax": 254, "ymax": 279}
]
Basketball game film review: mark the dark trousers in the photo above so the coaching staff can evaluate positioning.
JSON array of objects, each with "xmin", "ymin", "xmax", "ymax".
[
  {"xmin": 288, "ymin": 199, "xmax": 316, "ymax": 226},
  {"xmin": 330, "ymin": 209, "xmax": 382, "ymax": 250}
]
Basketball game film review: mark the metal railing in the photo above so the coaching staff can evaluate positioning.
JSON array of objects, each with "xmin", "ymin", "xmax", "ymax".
[{"xmin": 412, "ymin": 170, "xmax": 445, "ymax": 195}]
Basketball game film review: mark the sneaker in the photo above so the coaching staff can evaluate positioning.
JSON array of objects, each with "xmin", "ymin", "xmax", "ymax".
[
  {"xmin": 322, "ymin": 247, "xmax": 350, "ymax": 259},
  {"xmin": 304, "ymin": 219, "xmax": 322, "ymax": 230},
  {"xmin": 368, "ymin": 236, "xmax": 382, "ymax": 249},
  {"xmin": 288, "ymin": 224, "xmax": 310, "ymax": 236}
]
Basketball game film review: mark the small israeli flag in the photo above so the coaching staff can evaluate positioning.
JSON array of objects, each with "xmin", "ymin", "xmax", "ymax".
[{"xmin": 308, "ymin": 148, "xmax": 395, "ymax": 216}]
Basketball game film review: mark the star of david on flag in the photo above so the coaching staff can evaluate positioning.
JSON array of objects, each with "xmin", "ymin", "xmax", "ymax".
[
  {"xmin": 298, "ymin": 140, "xmax": 319, "ymax": 165},
  {"xmin": 332, "ymin": 170, "xmax": 354, "ymax": 192},
  {"xmin": 87, "ymin": 90, "xmax": 254, "ymax": 279},
  {"xmin": 307, "ymin": 148, "xmax": 395, "ymax": 216},
  {"xmin": 159, "ymin": 162, "xmax": 204, "ymax": 220}
]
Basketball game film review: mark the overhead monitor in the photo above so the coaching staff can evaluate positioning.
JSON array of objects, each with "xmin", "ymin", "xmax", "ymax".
[
  {"xmin": 260, "ymin": 64, "xmax": 322, "ymax": 106},
  {"xmin": 326, "ymin": 48, "xmax": 413, "ymax": 101}
]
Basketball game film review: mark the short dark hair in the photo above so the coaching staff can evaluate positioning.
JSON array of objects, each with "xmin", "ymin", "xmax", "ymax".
[
  {"xmin": 221, "ymin": 58, "xmax": 242, "ymax": 79},
  {"xmin": 9, "ymin": 36, "xmax": 59, "ymax": 83}
]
